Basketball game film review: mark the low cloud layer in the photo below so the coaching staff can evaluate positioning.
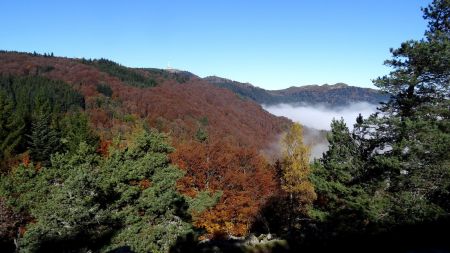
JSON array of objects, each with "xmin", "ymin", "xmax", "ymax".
[{"xmin": 263, "ymin": 102, "xmax": 379, "ymax": 130}]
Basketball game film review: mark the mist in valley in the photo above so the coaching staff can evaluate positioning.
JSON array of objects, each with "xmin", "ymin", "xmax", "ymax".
[
  {"xmin": 263, "ymin": 102, "xmax": 379, "ymax": 131},
  {"xmin": 263, "ymin": 102, "xmax": 380, "ymax": 159}
]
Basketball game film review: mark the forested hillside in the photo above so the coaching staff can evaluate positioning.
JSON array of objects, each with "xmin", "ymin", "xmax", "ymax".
[
  {"xmin": 0, "ymin": 51, "xmax": 290, "ymax": 149},
  {"xmin": 0, "ymin": 48, "xmax": 291, "ymax": 252},
  {"xmin": 204, "ymin": 76, "xmax": 389, "ymax": 106},
  {"xmin": 0, "ymin": 1, "xmax": 449, "ymax": 252}
]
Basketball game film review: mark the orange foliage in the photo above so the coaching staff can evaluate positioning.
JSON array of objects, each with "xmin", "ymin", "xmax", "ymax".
[
  {"xmin": 35, "ymin": 162, "xmax": 42, "ymax": 172},
  {"xmin": 97, "ymin": 139, "xmax": 112, "ymax": 157},
  {"xmin": 129, "ymin": 179, "xmax": 151, "ymax": 190},
  {"xmin": 21, "ymin": 153, "xmax": 30, "ymax": 167},
  {"xmin": 138, "ymin": 179, "xmax": 151, "ymax": 190},
  {"xmin": 18, "ymin": 226, "xmax": 27, "ymax": 236},
  {"xmin": 172, "ymin": 140, "xmax": 277, "ymax": 237}
]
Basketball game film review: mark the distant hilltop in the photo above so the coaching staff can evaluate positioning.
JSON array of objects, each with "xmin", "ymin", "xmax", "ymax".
[{"xmin": 204, "ymin": 76, "xmax": 389, "ymax": 107}]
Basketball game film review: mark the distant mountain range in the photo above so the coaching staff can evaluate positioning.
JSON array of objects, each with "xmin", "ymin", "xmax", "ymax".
[{"xmin": 204, "ymin": 76, "xmax": 389, "ymax": 107}]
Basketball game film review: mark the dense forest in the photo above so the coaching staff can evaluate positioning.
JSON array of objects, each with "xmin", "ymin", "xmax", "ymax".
[{"xmin": 0, "ymin": 1, "xmax": 449, "ymax": 252}]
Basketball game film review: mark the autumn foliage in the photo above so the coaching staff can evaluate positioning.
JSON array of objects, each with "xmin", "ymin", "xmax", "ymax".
[
  {"xmin": 0, "ymin": 51, "xmax": 289, "ymax": 241},
  {"xmin": 281, "ymin": 123, "xmax": 316, "ymax": 213},
  {"xmin": 172, "ymin": 140, "xmax": 277, "ymax": 237},
  {"xmin": 0, "ymin": 52, "xmax": 290, "ymax": 150}
]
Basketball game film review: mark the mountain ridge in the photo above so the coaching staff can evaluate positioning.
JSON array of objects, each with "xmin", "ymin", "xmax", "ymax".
[{"xmin": 203, "ymin": 76, "xmax": 389, "ymax": 107}]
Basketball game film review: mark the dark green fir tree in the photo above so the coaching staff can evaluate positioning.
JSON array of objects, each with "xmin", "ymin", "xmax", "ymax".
[{"xmin": 27, "ymin": 103, "xmax": 60, "ymax": 166}]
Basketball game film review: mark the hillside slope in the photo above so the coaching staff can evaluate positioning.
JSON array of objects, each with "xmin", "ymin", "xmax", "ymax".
[
  {"xmin": 0, "ymin": 51, "xmax": 290, "ymax": 150},
  {"xmin": 204, "ymin": 76, "xmax": 388, "ymax": 106}
]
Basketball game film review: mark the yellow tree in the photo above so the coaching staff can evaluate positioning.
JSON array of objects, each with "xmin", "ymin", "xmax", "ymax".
[{"xmin": 281, "ymin": 123, "xmax": 317, "ymax": 229}]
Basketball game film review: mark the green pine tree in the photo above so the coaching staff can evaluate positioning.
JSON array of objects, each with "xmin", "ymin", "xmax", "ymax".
[
  {"xmin": 0, "ymin": 90, "xmax": 25, "ymax": 168},
  {"xmin": 311, "ymin": 118, "xmax": 377, "ymax": 232},
  {"xmin": 27, "ymin": 104, "xmax": 60, "ymax": 166},
  {"xmin": 2, "ymin": 129, "xmax": 195, "ymax": 253},
  {"xmin": 60, "ymin": 112, "xmax": 99, "ymax": 155},
  {"xmin": 354, "ymin": 0, "xmax": 450, "ymax": 224},
  {"xmin": 195, "ymin": 127, "xmax": 208, "ymax": 143}
]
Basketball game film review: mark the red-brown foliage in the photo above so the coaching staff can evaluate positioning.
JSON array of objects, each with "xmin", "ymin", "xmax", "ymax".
[
  {"xmin": 0, "ymin": 52, "xmax": 290, "ymax": 150},
  {"xmin": 21, "ymin": 153, "xmax": 30, "ymax": 167},
  {"xmin": 172, "ymin": 140, "xmax": 277, "ymax": 237},
  {"xmin": 97, "ymin": 139, "xmax": 112, "ymax": 157},
  {"xmin": 0, "ymin": 52, "xmax": 290, "ymax": 237}
]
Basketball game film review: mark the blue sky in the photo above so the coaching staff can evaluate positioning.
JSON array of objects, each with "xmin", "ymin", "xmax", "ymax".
[{"xmin": 0, "ymin": 0, "xmax": 430, "ymax": 89}]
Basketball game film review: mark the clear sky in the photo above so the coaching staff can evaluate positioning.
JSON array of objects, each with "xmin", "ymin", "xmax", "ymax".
[{"xmin": 0, "ymin": 0, "xmax": 431, "ymax": 89}]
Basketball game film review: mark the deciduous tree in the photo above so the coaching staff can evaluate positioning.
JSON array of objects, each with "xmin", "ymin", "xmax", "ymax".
[
  {"xmin": 280, "ymin": 123, "xmax": 316, "ymax": 230},
  {"xmin": 172, "ymin": 140, "xmax": 277, "ymax": 237}
]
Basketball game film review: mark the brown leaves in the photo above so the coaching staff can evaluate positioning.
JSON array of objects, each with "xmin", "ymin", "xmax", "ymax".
[
  {"xmin": 0, "ymin": 52, "xmax": 290, "ymax": 151},
  {"xmin": 21, "ymin": 153, "xmax": 30, "ymax": 167},
  {"xmin": 172, "ymin": 140, "xmax": 277, "ymax": 237},
  {"xmin": 128, "ymin": 179, "xmax": 152, "ymax": 190},
  {"xmin": 97, "ymin": 139, "xmax": 111, "ymax": 157},
  {"xmin": 138, "ymin": 179, "xmax": 151, "ymax": 190}
]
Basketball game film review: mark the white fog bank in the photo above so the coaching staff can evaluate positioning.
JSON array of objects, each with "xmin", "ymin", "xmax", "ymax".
[{"xmin": 263, "ymin": 102, "xmax": 379, "ymax": 130}]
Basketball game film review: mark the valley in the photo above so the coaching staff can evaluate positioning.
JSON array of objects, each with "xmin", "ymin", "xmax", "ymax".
[{"xmin": 0, "ymin": 2, "xmax": 448, "ymax": 251}]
